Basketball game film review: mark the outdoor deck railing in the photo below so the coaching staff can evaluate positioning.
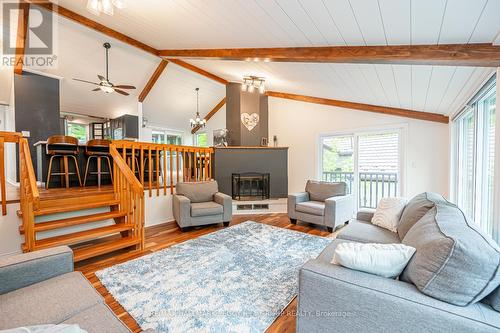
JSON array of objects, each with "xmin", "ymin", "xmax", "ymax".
[{"xmin": 322, "ymin": 171, "xmax": 398, "ymax": 209}]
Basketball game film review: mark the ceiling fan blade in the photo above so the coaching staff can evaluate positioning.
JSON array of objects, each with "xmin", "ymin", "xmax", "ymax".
[
  {"xmin": 114, "ymin": 85, "xmax": 136, "ymax": 89},
  {"xmin": 73, "ymin": 78, "xmax": 100, "ymax": 85},
  {"xmin": 92, "ymin": 88, "xmax": 101, "ymax": 91},
  {"xmin": 98, "ymin": 74, "xmax": 106, "ymax": 82},
  {"xmin": 114, "ymin": 89, "xmax": 130, "ymax": 96}
]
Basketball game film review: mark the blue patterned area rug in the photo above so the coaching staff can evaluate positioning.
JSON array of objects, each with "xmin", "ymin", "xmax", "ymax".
[{"xmin": 96, "ymin": 221, "xmax": 331, "ymax": 333}]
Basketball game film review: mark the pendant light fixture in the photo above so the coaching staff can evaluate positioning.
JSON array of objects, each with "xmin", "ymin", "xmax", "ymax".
[
  {"xmin": 241, "ymin": 76, "xmax": 266, "ymax": 94},
  {"xmin": 190, "ymin": 88, "xmax": 206, "ymax": 128},
  {"xmin": 87, "ymin": 0, "xmax": 127, "ymax": 16}
]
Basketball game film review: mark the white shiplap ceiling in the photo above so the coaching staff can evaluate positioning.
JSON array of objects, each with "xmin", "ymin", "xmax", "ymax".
[
  {"xmin": 29, "ymin": 0, "xmax": 500, "ymax": 125},
  {"xmin": 53, "ymin": 0, "xmax": 500, "ymax": 48}
]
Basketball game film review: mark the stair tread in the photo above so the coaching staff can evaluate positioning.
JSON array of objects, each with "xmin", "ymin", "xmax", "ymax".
[
  {"xmin": 36, "ymin": 197, "xmax": 119, "ymax": 216},
  {"xmin": 35, "ymin": 224, "xmax": 134, "ymax": 249},
  {"xmin": 73, "ymin": 236, "xmax": 140, "ymax": 262},
  {"xmin": 34, "ymin": 211, "xmax": 127, "ymax": 232}
]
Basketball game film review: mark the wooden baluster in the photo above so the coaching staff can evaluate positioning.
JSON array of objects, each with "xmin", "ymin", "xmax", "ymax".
[
  {"xmin": 163, "ymin": 147, "xmax": 167, "ymax": 195},
  {"xmin": 148, "ymin": 147, "xmax": 152, "ymax": 197},
  {"xmin": 170, "ymin": 147, "xmax": 174, "ymax": 194},
  {"xmin": 209, "ymin": 150, "xmax": 213, "ymax": 180},
  {"xmin": 194, "ymin": 150, "xmax": 198, "ymax": 181},
  {"xmin": 131, "ymin": 147, "xmax": 135, "ymax": 175},
  {"xmin": 176, "ymin": 148, "xmax": 180, "ymax": 184},
  {"xmin": 156, "ymin": 147, "xmax": 160, "ymax": 196},
  {"xmin": 204, "ymin": 149, "xmax": 209, "ymax": 181},
  {"xmin": 198, "ymin": 149, "xmax": 203, "ymax": 181},
  {"xmin": 0, "ymin": 137, "xmax": 6, "ymax": 215},
  {"xmin": 140, "ymin": 148, "xmax": 144, "ymax": 186},
  {"xmin": 188, "ymin": 151, "xmax": 192, "ymax": 182}
]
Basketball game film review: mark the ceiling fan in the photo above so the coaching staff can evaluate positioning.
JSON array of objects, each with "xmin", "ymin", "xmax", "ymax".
[{"xmin": 73, "ymin": 42, "xmax": 136, "ymax": 96}]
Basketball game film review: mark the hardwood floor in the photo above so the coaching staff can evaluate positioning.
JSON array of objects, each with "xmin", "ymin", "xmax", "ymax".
[{"xmin": 75, "ymin": 214, "xmax": 339, "ymax": 333}]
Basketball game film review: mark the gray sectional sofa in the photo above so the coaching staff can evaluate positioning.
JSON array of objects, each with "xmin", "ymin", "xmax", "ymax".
[
  {"xmin": 0, "ymin": 246, "xmax": 144, "ymax": 332},
  {"xmin": 297, "ymin": 192, "xmax": 500, "ymax": 333}
]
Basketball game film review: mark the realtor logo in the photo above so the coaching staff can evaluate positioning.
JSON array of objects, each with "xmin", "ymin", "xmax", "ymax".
[{"xmin": 2, "ymin": 1, "xmax": 58, "ymax": 69}]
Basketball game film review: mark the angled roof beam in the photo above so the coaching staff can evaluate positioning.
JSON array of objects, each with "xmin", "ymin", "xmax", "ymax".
[
  {"xmin": 159, "ymin": 44, "xmax": 500, "ymax": 67},
  {"xmin": 166, "ymin": 59, "xmax": 228, "ymax": 85},
  {"xmin": 14, "ymin": 2, "xmax": 30, "ymax": 75},
  {"xmin": 266, "ymin": 91, "xmax": 449, "ymax": 124},
  {"xmin": 138, "ymin": 60, "xmax": 168, "ymax": 102},
  {"xmin": 191, "ymin": 97, "xmax": 227, "ymax": 134},
  {"xmin": 25, "ymin": 0, "xmax": 158, "ymax": 56}
]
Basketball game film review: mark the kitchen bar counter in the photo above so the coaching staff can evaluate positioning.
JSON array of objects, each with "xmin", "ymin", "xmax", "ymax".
[{"xmin": 34, "ymin": 141, "xmax": 112, "ymax": 187}]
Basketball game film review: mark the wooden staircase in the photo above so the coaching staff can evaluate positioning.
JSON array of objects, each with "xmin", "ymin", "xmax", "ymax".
[{"xmin": 18, "ymin": 139, "xmax": 145, "ymax": 262}]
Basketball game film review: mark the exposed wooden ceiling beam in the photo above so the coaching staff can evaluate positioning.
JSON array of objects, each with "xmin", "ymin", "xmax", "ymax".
[
  {"xmin": 14, "ymin": 2, "xmax": 30, "ymax": 75},
  {"xmin": 167, "ymin": 59, "xmax": 228, "ymax": 85},
  {"xmin": 266, "ymin": 91, "xmax": 449, "ymax": 124},
  {"xmin": 159, "ymin": 43, "xmax": 500, "ymax": 67},
  {"xmin": 138, "ymin": 60, "xmax": 168, "ymax": 103},
  {"xmin": 25, "ymin": 1, "xmax": 158, "ymax": 56},
  {"xmin": 191, "ymin": 97, "xmax": 227, "ymax": 134}
]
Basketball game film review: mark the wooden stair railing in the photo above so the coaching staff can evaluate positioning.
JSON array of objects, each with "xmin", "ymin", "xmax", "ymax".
[
  {"xmin": 109, "ymin": 144, "xmax": 145, "ymax": 250},
  {"xmin": 19, "ymin": 137, "xmax": 40, "ymax": 251},
  {"xmin": 112, "ymin": 140, "xmax": 214, "ymax": 198},
  {"xmin": 0, "ymin": 131, "xmax": 23, "ymax": 215}
]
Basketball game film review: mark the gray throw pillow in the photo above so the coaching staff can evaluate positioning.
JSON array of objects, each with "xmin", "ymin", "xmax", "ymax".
[
  {"xmin": 305, "ymin": 180, "xmax": 346, "ymax": 202},
  {"xmin": 176, "ymin": 181, "xmax": 218, "ymax": 203},
  {"xmin": 397, "ymin": 192, "xmax": 445, "ymax": 239},
  {"xmin": 401, "ymin": 202, "xmax": 500, "ymax": 306}
]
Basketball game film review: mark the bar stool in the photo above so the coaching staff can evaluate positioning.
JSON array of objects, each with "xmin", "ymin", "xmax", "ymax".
[
  {"xmin": 46, "ymin": 135, "xmax": 82, "ymax": 189},
  {"xmin": 83, "ymin": 139, "xmax": 113, "ymax": 187}
]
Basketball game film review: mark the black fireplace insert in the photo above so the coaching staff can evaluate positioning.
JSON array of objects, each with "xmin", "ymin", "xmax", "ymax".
[{"xmin": 232, "ymin": 172, "xmax": 270, "ymax": 200}]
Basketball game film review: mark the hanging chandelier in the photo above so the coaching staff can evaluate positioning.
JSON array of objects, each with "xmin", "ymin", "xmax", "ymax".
[
  {"xmin": 241, "ymin": 76, "xmax": 266, "ymax": 94},
  {"xmin": 87, "ymin": 0, "xmax": 126, "ymax": 16},
  {"xmin": 190, "ymin": 88, "xmax": 206, "ymax": 128}
]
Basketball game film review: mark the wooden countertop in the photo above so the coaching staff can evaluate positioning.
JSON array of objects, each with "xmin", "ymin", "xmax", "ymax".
[{"xmin": 34, "ymin": 141, "xmax": 88, "ymax": 147}]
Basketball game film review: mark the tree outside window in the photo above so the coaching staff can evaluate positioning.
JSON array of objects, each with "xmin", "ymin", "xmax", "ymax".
[
  {"xmin": 67, "ymin": 123, "xmax": 87, "ymax": 144},
  {"xmin": 196, "ymin": 132, "xmax": 208, "ymax": 147}
]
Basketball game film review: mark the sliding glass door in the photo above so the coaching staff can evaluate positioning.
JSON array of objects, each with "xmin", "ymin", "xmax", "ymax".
[
  {"xmin": 320, "ymin": 129, "xmax": 402, "ymax": 209},
  {"xmin": 454, "ymin": 78, "xmax": 496, "ymax": 238}
]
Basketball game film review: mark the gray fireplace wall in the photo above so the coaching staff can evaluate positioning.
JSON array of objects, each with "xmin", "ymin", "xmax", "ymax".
[
  {"xmin": 213, "ymin": 147, "xmax": 288, "ymax": 198},
  {"xmin": 226, "ymin": 82, "xmax": 268, "ymax": 147}
]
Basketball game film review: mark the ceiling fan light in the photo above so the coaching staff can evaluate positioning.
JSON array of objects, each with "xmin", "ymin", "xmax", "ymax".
[
  {"xmin": 100, "ymin": 85, "xmax": 114, "ymax": 93},
  {"xmin": 112, "ymin": 0, "xmax": 127, "ymax": 9},
  {"xmin": 248, "ymin": 84, "xmax": 254, "ymax": 93},
  {"xmin": 241, "ymin": 83, "xmax": 247, "ymax": 92},
  {"xmin": 101, "ymin": 0, "xmax": 114, "ymax": 15},
  {"xmin": 87, "ymin": 0, "xmax": 101, "ymax": 16}
]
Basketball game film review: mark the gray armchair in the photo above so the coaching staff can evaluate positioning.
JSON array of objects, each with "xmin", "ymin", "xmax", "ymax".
[
  {"xmin": 288, "ymin": 180, "xmax": 354, "ymax": 232},
  {"xmin": 173, "ymin": 180, "xmax": 232, "ymax": 231}
]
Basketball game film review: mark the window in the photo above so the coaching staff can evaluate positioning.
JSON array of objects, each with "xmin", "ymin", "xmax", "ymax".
[
  {"xmin": 320, "ymin": 129, "xmax": 402, "ymax": 209},
  {"xmin": 167, "ymin": 134, "xmax": 182, "ymax": 145},
  {"xmin": 151, "ymin": 129, "xmax": 182, "ymax": 145},
  {"xmin": 196, "ymin": 132, "xmax": 208, "ymax": 147},
  {"xmin": 67, "ymin": 122, "xmax": 88, "ymax": 144},
  {"xmin": 453, "ymin": 76, "xmax": 496, "ymax": 238}
]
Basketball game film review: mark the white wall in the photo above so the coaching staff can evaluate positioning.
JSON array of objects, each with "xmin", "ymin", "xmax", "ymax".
[{"xmin": 268, "ymin": 97, "xmax": 450, "ymax": 198}]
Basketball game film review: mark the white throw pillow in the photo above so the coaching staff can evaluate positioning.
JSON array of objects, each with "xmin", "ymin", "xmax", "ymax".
[
  {"xmin": 331, "ymin": 242, "xmax": 416, "ymax": 278},
  {"xmin": 371, "ymin": 197, "xmax": 407, "ymax": 232}
]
